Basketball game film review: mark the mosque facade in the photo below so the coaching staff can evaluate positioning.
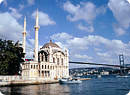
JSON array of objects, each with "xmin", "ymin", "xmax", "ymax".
[{"xmin": 21, "ymin": 10, "xmax": 69, "ymax": 80}]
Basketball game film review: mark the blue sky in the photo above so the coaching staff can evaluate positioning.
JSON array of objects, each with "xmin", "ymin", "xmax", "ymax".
[{"xmin": 0, "ymin": 0, "xmax": 130, "ymax": 68}]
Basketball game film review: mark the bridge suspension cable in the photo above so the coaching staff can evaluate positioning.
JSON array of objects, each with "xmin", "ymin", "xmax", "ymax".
[{"xmin": 69, "ymin": 61, "xmax": 130, "ymax": 68}]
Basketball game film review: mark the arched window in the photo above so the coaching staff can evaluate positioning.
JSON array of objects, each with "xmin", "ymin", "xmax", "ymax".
[
  {"xmin": 57, "ymin": 58, "xmax": 59, "ymax": 65},
  {"xmin": 53, "ymin": 58, "xmax": 55, "ymax": 63},
  {"xmin": 42, "ymin": 65, "xmax": 43, "ymax": 69},
  {"xmin": 62, "ymin": 58, "xmax": 63, "ymax": 65}
]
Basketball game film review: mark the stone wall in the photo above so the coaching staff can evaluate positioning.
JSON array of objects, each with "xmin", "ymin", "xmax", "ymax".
[{"xmin": 0, "ymin": 76, "xmax": 22, "ymax": 82}]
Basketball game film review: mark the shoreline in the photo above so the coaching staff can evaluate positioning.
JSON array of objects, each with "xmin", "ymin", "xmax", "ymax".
[
  {"xmin": 0, "ymin": 78, "xmax": 91, "ymax": 87},
  {"xmin": 0, "ymin": 80, "xmax": 59, "ymax": 87}
]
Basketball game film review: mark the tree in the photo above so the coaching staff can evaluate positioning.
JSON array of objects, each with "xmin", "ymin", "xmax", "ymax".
[{"xmin": 0, "ymin": 39, "xmax": 25, "ymax": 75}]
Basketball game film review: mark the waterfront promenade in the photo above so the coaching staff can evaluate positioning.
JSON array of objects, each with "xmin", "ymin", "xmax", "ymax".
[{"xmin": 0, "ymin": 76, "xmax": 58, "ymax": 86}]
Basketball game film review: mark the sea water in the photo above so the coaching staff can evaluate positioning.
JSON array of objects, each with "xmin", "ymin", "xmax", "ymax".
[{"xmin": 0, "ymin": 76, "xmax": 130, "ymax": 95}]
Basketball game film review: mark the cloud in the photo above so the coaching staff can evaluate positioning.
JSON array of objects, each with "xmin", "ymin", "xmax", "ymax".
[
  {"xmin": 0, "ymin": 0, "xmax": 7, "ymax": 6},
  {"xmin": 127, "ymin": 0, "xmax": 130, "ymax": 3},
  {"xmin": 63, "ymin": 1, "xmax": 106, "ymax": 32},
  {"xmin": 51, "ymin": 32, "xmax": 73, "ymax": 41},
  {"xmin": 9, "ymin": 7, "xmax": 22, "ymax": 19},
  {"xmin": 51, "ymin": 32, "xmax": 130, "ymax": 65},
  {"xmin": 32, "ymin": 10, "xmax": 56, "ymax": 26},
  {"xmin": 108, "ymin": 0, "xmax": 130, "ymax": 35},
  {"xmin": 0, "ymin": 12, "xmax": 33, "ymax": 59},
  {"xmin": 78, "ymin": 24, "xmax": 94, "ymax": 32},
  {"xmin": 28, "ymin": 38, "xmax": 35, "ymax": 45},
  {"xmin": 27, "ymin": 0, "xmax": 35, "ymax": 5},
  {"xmin": 0, "ymin": 12, "xmax": 23, "ymax": 41},
  {"xmin": 74, "ymin": 54, "xmax": 93, "ymax": 60},
  {"xmin": 63, "ymin": 1, "xmax": 96, "ymax": 23},
  {"xmin": 0, "ymin": 0, "xmax": 3, "ymax": 4},
  {"xmin": 113, "ymin": 24, "xmax": 126, "ymax": 36}
]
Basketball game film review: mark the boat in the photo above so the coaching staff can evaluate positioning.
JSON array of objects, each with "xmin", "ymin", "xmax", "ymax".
[
  {"xmin": 126, "ymin": 91, "xmax": 130, "ymax": 95},
  {"xmin": 0, "ymin": 91, "xmax": 4, "ymax": 95},
  {"xmin": 59, "ymin": 78, "xmax": 82, "ymax": 84},
  {"xmin": 97, "ymin": 75, "xmax": 101, "ymax": 78}
]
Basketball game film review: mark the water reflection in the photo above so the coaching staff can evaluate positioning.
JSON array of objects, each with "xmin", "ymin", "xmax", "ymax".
[
  {"xmin": 0, "ymin": 77, "xmax": 130, "ymax": 95},
  {"xmin": 1, "ymin": 83, "xmax": 70, "ymax": 95}
]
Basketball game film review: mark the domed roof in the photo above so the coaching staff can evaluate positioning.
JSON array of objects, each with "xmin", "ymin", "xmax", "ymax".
[{"xmin": 42, "ymin": 40, "xmax": 60, "ymax": 48}]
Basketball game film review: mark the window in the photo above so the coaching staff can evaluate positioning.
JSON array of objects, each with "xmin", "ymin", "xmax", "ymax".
[
  {"xmin": 31, "ymin": 65, "xmax": 32, "ymax": 69},
  {"xmin": 45, "ymin": 55, "xmax": 48, "ymax": 62},
  {"xmin": 42, "ymin": 65, "xmax": 43, "ymax": 69},
  {"xmin": 62, "ymin": 58, "xmax": 63, "ymax": 65},
  {"xmin": 57, "ymin": 58, "xmax": 59, "ymax": 65},
  {"xmin": 53, "ymin": 58, "xmax": 55, "ymax": 63},
  {"xmin": 45, "ymin": 65, "xmax": 46, "ymax": 69},
  {"xmin": 34, "ymin": 65, "xmax": 35, "ymax": 69},
  {"xmin": 42, "ymin": 55, "xmax": 44, "ymax": 61}
]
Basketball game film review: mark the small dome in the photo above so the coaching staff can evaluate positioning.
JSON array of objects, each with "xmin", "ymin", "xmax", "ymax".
[{"xmin": 42, "ymin": 40, "xmax": 60, "ymax": 48}]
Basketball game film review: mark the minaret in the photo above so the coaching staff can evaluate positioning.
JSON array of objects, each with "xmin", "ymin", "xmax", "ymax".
[
  {"xmin": 34, "ymin": 9, "xmax": 40, "ymax": 61},
  {"xmin": 22, "ymin": 16, "xmax": 26, "ymax": 54}
]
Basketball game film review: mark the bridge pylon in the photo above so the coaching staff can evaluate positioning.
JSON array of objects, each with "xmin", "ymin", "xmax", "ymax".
[{"xmin": 119, "ymin": 54, "xmax": 125, "ymax": 75}]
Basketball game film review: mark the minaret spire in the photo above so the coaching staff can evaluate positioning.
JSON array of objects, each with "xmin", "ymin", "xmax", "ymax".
[
  {"xmin": 22, "ymin": 16, "xmax": 26, "ymax": 54},
  {"xmin": 34, "ymin": 9, "xmax": 40, "ymax": 61},
  {"xmin": 36, "ymin": 9, "xmax": 39, "ymax": 27}
]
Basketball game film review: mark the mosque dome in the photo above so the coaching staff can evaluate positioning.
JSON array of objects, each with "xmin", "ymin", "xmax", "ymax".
[{"xmin": 42, "ymin": 40, "xmax": 60, "ymax": 48}]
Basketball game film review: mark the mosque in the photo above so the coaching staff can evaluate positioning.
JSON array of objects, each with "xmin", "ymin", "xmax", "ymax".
[{"xmin": 21, "ymin": 10, "xmax": 69, "ymax": 81}]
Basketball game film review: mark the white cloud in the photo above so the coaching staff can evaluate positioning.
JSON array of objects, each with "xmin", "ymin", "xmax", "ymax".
[
  {"xmin": 9, "ymin": 7, "xmax": 22, "ymax": 19},
  {"xmin": 78, "ymin": 24, "xmax": 94, "ymax": 32},
  {"xmin": 51, "ymin": 32, "xmax": 73, "ymax": 41},
  {"xmin": 28, "ymin": 38, "xmax": 35, "ymax": 45},
  {"xmin": 113, "ymin": 24, "xmax": 126, "ymax": 36},
  {"xmin": 108, "ymin": 0, "xmax": 130, "ymax": 35},
  {"xmin": 0, "ymin": 0, "xmax": 7, "ymax": 6},
  {"xmin": 32, "ymin": 11, "xmax": 56, "ymax": 26},
  {"xmin": 63, "ymin": 1, "xmax": 106, "ymax": 32},
  {"xmin": 51, "ymin": 32, "xmax": 130, "ymax": 65},
  {"xmin": 97, "ymin": 52, "xmax": 111, "ymax": 58},
  {"xmin": 74, "ymin": 54, "xmax": 93, "ymax": 60},
  {"xmin": 63, "ymin": 1, "xmax": 96, "ymax": 23},
  {"xmin": 0, "ymin": 0, "xmax": 3, "ymax": 4},
  {"xmin": 27, "ymin": 0, "xmax": 35, "ymax": 5},
  {"xmin": 127, "ymin": 0, "xmax": 130, "ymax": 3},
  {"xmin": 0, "ymin": 12, "xmax": 23, "ymax": 41}
]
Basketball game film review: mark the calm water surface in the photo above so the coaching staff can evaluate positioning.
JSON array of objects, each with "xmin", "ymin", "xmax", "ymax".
[{"xmin": 1, "ymin": 76, "xmax": 130, "ymax": 95}]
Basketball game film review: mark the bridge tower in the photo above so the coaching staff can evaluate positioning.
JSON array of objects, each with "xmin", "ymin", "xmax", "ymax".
[{"xmin": 119, "ymin": 54, "xmax": 125, "ymax": 75}]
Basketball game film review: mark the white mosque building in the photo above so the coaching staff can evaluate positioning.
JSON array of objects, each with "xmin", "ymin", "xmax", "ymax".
[{"xmin": 21, "ymin": 10, "xmax": 69, "ymax": 81}]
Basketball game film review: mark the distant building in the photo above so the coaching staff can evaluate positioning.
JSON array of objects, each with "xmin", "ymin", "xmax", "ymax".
[
  {"xmin": 100, "ymin": 71, "xmax": 109, "ymax": 75},
  {"xmin": 21, "ymin": 10, "xmax": 69, "ymax": 80}
]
